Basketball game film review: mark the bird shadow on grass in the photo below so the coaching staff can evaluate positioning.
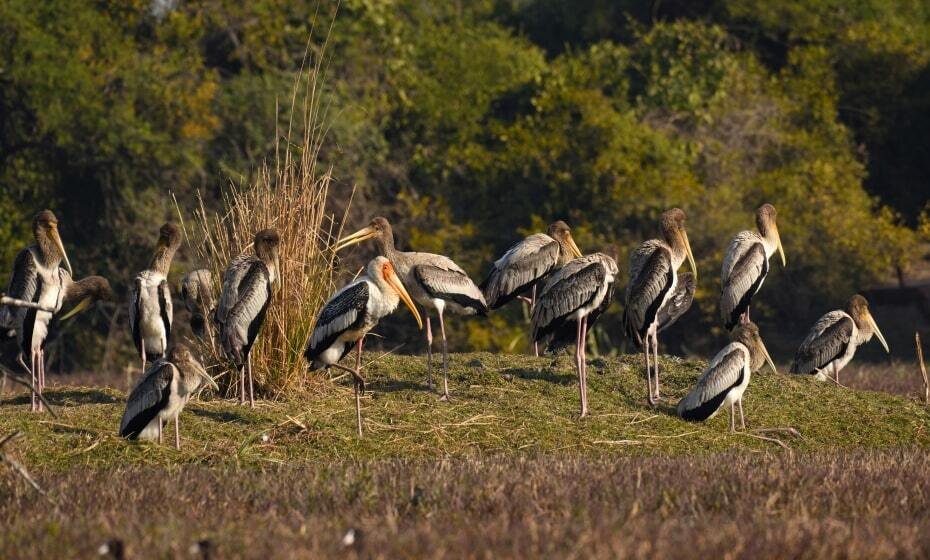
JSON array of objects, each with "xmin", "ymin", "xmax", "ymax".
[
  {"xmin": 506, "ymin": 368, "xmax": 575, "ymax": 385},
  {"xmin": 188, "ymin": 407, "xmax": 262, "ymax": 425},
  {"xmin": 2, "ymin": 389, "xmax": 120, "ymax": 407},
  {"xmin": 367, "ymin": 379, "xmax": 432, "ymax": 394}
]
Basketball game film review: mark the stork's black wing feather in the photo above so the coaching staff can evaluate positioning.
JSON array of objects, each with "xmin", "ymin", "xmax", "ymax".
[
  {"xmin": 119, "ymin": 362, "xmax": 173, "ymax": 439},
  {"xmin": 305, "ymin": 281, "xmax": 369, "ymax": 363}
]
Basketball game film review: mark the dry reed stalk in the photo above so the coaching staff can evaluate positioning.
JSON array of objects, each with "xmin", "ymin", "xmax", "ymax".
[
  {"xmin": 917, "ymin": 332, "xmax": 928, "ymax": 404},
  {"xmin": 179, "ymin": 27, "xmax": 350, "ymax": 398}
]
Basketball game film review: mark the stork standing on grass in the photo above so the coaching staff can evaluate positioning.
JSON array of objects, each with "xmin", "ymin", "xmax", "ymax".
[
  {"xmin": 215, "ymin": 229, "xmax": 280, "ymax": 408},
  {"xmin": 720, "ymin": 203, "xmax": 786, "ymax": 330},
  {"xmin": 180, "ymin": 269, "xmax": 215, "ymax": 345},
  {"xmin": 334, "ymin": 217, "xmax": 487, "ymax": 400},
  {"xmin": 677, "ymin": 322, "xmax": 776, "ymax": 431},
  {"xmin": 531, "ymin": 253, "xmax": 618, "ymax": 418},
  {"xmin": 481, "ymin": 220, "xmax": 583, "ymax": 356},
  {"xmin": 304, "ymin": 256, "xmax": 423, "ymax": 436},
  {"xmin": 0, "ymin": 210, "xmax": 72, "ymax": 412},
  {"xmin": 129, "ymin": 223, "xmax": 181, "ymax": 374},
  {"xmin": 789, "ymin": 294, "xmax": 889, "ymax": 384},
  {"xmin": 119, "ymin": 344, "xmax": 218, "ymax": 449},
  {"xmin": 622, "ymin": 208, "xmax": 698, "ymax": 406}
]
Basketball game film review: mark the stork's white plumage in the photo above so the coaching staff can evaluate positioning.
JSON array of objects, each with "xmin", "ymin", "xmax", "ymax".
[
  {"xmin": 129, "ymin": 223, "xmax": 181, "ymax": 374},
  {"xmin": 215, "ymin": 229, "xmax": 280, "ymax": 408},
  {"xmin": 677, "ymin": 322, "xmax": 775, "ymax": 431},
  {"xmin": 720, "ymin": 203, "xmax": 786, "ymax": 330},
  {"xmin": 119, "ymin": 344, "xmax": 217, "ymax": 449},
  {"xmin": 334, "ymin": 217, "xmax": 486, "ymax": 400},
  {"xmin": 305, "ymin": 256, "xmax": 422, "ymax": 436},
  {"xmin": 0, "ymin": 210, "xmax": 72, "ymax": 413},
  {"xmin": 789, "ymin": 294, "xmax": 889, "ymax": 384},
  {"xmin": 531, "ymin": 253, "xmax": 617, "ymax": 417},
  {"xmin": 622, "ymin": 208, "xmax": 697, "ymax": 406}
]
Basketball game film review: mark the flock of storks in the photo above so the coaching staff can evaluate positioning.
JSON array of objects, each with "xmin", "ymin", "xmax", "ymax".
[{"xmin": 0, "ymin": 205, "xmax": 890, "ymax": 444}]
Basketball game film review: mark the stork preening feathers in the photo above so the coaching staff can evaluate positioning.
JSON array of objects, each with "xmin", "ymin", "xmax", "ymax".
[
  {"xmin": 119, "ymin": 344, "xmax": 217, "ymax": 449},
  {"xmin": 623, "ymin": 208, "xmax": 697, "ymax": 406},
  {"xmin": 720, "ymin": 203, "xmax": 786, "ymax": 330},
  {"xmin": 531, "ymin": 253, "xmax": 618, "ymax": 418},
  {"xmin": 305, "ymin": 256, "xmax": 423, "ymax": 436},
  {"xmin": 215, "ymin": 229, "xmax": 281, "ymax": 408},
  {"xmin": 180, "ymin": 269, "xmax": 215, "ymax": 344},
  {"xmin": 0, "ymin": 210, "xmax": 73, "ymax": 412},
  {"xmin": 482, "ymin": 220, "xmax": 582, "ymax": 356},
  {"xmin": 129, "ymin": 223, "xmax": 181, "ymax": 374},
  {"xmin": 677, "ymin": 322, "xmax": 775, "ymax": 431},
  {"xmin": 334, "ymin": 217, "xmax": 487, "ymax": 400},
  {"xmin": 790, "ymin": 294, "xmax": 889, "ymax": 384}
]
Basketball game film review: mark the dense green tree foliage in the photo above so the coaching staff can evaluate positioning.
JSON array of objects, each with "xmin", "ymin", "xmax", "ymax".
[{"xmin": 0, "ymin": 0, "xmax": 925, "ymax": 364}]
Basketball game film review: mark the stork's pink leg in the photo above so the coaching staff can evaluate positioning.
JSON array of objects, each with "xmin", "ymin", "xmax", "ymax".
[
  {"xmin": 532, "ymin": 285, "xmax": 539, "ymax": 358},
  {"xmin": 175, "ymin": 418, "xmax": 181, "ymax": 449},
  {"xmin": 425, "ymin": 316, "xmax": 433, "ymax": 390},
  {"xmin": 37, "ymin": 349, "xmax": 45, "ymax": 413},
  {"xmin": 140, "ymin": 339, "xmax": 147, "ymax": 375},
  {"xmin": 580, "ymin": 317, "xmax": 589, "ymax": 416},
  {"xmin": 644, "ymin": 334, "xmax": 653, "ymax": 406},
  {"xmin": 438, "ymin": 309, "xmax": 450, "ymax": 401},
  {"xmin": 247, "ymin": 353, "xmax": 255, "ymax": 409},
  {"xmin": 30, "ymin": 351, "xmax": 37, "ymax": 413},
  {"xmin": 158, "ymin": 417, "xmax": 163, "ymax": 445},
  {"xmin": 738, "ymin": 399, "xmax": 746, "ymax": 430},
  {"xmin": 651, "ymin": 326, "xmax": 661, "ymax": 401}
]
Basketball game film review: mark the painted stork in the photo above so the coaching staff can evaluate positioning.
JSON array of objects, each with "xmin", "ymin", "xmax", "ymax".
[
  {"xmin": 180, "ymin": 269, "xmax": 215, "ymax": 342},
  {"xmin": 304, "ymin": 256, "xmax": 423, "ymax": 436},
  {"xmin": 119, "ymin": 344, "xmax": 218, "ymax": 449},
  {"xmin": 0, "ymin": 210, "xmax": 72, "ymax": 412},
  {"xmin": 531, "ymin": 253, "xmax": 618, "ymax": 418},
  {"xmin": 622, "ymin": 208, "xmax": 697, "ymax": 406},
  {"xmin": 677, "ymin": 322, "xmax": 775, "ymax": 431},
  {"xmin": 789, "ymin": 294, "xmax": 889, "ymax": 384},
  {"xmin": 129, "ymin": 223, "xmax": 181, "ymax": 374},
  {"xmin": 720, "ymin": 203, "xmax": 786, "ymax": 330},
  {"xmin": 215, "ymin": 229, "xmax": 280, "ymax": 408},
  {"xmin": 334, "ymin": 217, "xmax": 487, "ymax": 400},
  {"xmin": 481, "ymin": 220, "xmax": 583, "ymax": 356},
  {"xmin": 59, "ymin": 270, "xmax": 113, "ymax": 319}
]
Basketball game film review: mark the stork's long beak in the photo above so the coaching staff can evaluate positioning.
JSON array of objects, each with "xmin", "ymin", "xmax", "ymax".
[
  {"xmin": 200, "ymin": 370, "xmax": 220, "ymax": 392},
  {"xmin": 334, "ymin": 226, "xmax": 378, "ymax": 252},
  {"xmin": 679, "ymin": 230, "xmax": 698, "ymax": 282},
  {"xmin": 51, "ymin": 226, "xmax": 73, "ymax": 276},
  {"xmin": 760, "ymin": 340, "xmax": 777, "ymax": 374},
  {"xmin": 384, "ymin": 269, "xmax": 423, "ymax": 329},
  {"xmin": 776, "ymin": 228, "xmax": 787, "ymax": 268},
  {"xmin": 867, "ymin": 312, "xmax": 890, "ymax": 353},
  {"xmin": 59, "ymin": 297, "xmax": 93, "ymax": 321},
  {"xmin": 566, "ymin": 234, "xmax": 583, "ymax": 258}
]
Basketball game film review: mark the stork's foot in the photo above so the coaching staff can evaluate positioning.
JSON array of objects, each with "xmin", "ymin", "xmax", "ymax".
[{"xmin": 438, "ymin": 393, "xmax": 449, "ymax": 402}]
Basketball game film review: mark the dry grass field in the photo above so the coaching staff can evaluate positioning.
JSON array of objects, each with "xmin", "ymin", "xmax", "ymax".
[{"xmin": 2, "ymin": 352, "xmax": 929, "ymax": 558}]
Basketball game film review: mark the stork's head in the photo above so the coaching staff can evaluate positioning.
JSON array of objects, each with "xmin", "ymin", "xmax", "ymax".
[
  {"xmin": 157, "ymin": 222, "xmax": 183, "ymax": 251},
  {"xmin": 168, "ymin": 343, "xmax": 218, "ymax": 394},
  {"xmin": 756, "ymin": 203, "xmax": 786, "ymax": 267},
  {"xmin": 731, "ymin": 321, "xmax": 776, "ymax": 373},
  {"xmin": 33, "ymin": 210, "xmax": 72, "ymax": 275},
  {"xmin": 254, "ymin": 229, "xmax": 281, "ymax": 274},
  {"xmin": 660, "ymin": 208, "xmax": 696, "ymax": 281},
  {"xmin": 847, "ymin": 294, "xmax": 889, "ymax": 353},
  {"xmin": 369, "ymin": 256, "xmax": 422, "ymax": 330},
  {"xmin": 334, "ymin": 216, "xmax": 395, "ymax": 255},
  {"xmin": 59, "ymin": 275, "xmax": 113, "ymax": 320},
  {"xmin": 547, "ymin": 220, "xmax": 582, "ymax": 259}
]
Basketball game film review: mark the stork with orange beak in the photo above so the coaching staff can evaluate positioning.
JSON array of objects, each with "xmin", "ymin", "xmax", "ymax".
[
  {"xmin": 305, "ymin": 256, "xmax": 423, "ymax": 436},
  {"xmin": 334, "ymin": 217, "xmax": 486, "ymax": 400},
  {"xmin": 0, "ymin": 210, "xmax": 73, "ymax": 412}
]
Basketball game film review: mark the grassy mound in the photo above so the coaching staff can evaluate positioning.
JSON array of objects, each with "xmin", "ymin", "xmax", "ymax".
[{"xmin": 1, "ymin": 352, "xmax": 928, "ymax": 470}]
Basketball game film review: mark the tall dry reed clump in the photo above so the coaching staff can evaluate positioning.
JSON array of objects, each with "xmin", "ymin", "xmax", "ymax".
[{"xmin": 181, "ymin": 55, "xmax": 347, "ymax": 398}]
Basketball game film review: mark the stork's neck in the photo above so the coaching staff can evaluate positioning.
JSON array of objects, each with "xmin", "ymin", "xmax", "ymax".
[
  {"xmin": 852, "ymin": 314, "xmax": 874, "ymax": 345},
  {"xmin": 149, "ymin": 245, "xmax": 177, "ymax": 275},
  {"xmin": 557, "ymin": 239, "xmax": 575, "ymax": 266},
  {"xmin": 374, "ymin": 232, "xmax": 397, "ymax": 260},
  {"xmin": 34, "ymin": 234, "xmax": 62, "ymax": 268},
  {"xmin": 756, "ymin": 219, "xmax": 779, "ymax": 258},
  {"xmin": 666, "ymin": 236, "xmax": 687, "ymax": 269}
]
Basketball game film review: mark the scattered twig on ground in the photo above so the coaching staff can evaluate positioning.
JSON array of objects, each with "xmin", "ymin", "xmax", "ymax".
[
  {"xmin": 0, "ymin": 431, "xmax": 55, "ymax": 503},
  {"xmin": 737, "ymin": 431, "xmax": 791, "ymax": 451},
  {"xmin": 754, "ymin": 427, "xmax": 804, "ymax": 440},
  {"xmin": 592, "ymin": 439, "xmax": 642, "ymax": 446}
]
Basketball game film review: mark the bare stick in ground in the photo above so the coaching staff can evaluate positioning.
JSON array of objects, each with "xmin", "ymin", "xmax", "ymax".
[
  {"xmin": 0, "ymin": 365, "xmax": 58, "ymax": 418},
  {"xmin": 0, "ymin": 431, "xmax": 53, "ymax": 502},
  {"xmin": 917, "ymin": 332, "xmax": 928, "ymax": 404}
]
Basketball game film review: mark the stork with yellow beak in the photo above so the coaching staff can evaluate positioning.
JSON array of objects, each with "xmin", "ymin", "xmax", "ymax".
[
  {"xmin": 790, "ymin": 294, "xmax": 889, "ymax": 384},
  {"xmin": 305, "ymin": 256, "xmax": 423, "ymax": 436},
  {"xmin": 333, "ymin": 217, "xmax": 487, "ymax": 400},
  {"xmin": 622, "ymin": 208, "xmax": 698, "ymax": 406},
  {"xmin": 0, "ymin": 210, "xmax": 73, "ymax": 412},
  {"xmin": 720, "ymin": 203, "xmax": 786, "ymax": 330}
]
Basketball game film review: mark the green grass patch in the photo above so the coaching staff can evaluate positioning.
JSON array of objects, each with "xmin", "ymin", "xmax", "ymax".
[{"xmin": 2, "ymin": 352, "xmax": 928, "ymax": 471}]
